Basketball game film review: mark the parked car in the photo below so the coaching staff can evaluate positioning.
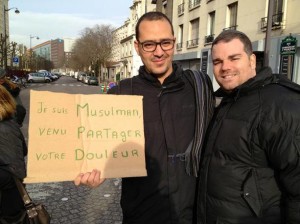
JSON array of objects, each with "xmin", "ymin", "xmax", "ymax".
[
  {"xmin": 77, "ymin": 72, "xmax": 87, "ymax": 81},
  {"xmin": 27, "ymin": 72, "xmax": 51, "ymax": 83},
  {"xmin": 39, "ymin": 70, "xmax": 59, "ymax": 81},
  {"xmin": 88, "ymin": 76, "xmax": 99, "ymax": 86},
  {"xmin": 82, "ymin": 75, "xmax": 90, "ymax": 84},
  {"xmin": 48, "ymin": 73, "xmax": 59, "ymax": 81},
  {"xmin": 78, "ymin": 73, "xmax": 87, "ymax": 82},
  {"xmin": 52, "ymin": 72, "xmax": 62, "ymax": 77}
]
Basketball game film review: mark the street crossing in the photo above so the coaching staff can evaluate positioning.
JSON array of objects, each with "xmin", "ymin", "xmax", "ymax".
[{"xmin": 27, "ymin": 83, "xmax": 100, "ymax": 87}]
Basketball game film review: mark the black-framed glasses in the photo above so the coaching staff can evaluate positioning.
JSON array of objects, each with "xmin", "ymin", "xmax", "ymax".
[{"xmin": 138, "ymin": 39, "xmax": 175, "ymax": 52}]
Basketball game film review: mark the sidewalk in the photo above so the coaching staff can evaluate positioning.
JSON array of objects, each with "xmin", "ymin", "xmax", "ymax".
[{"xmin": 27, "ymin": 178, "xmax": 123, "ymax": 224}]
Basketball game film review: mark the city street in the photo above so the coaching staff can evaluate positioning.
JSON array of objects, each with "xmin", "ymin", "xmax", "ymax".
[{"xmin": 19, "ymin": 76, "xmax": 123, "ymax": 224}]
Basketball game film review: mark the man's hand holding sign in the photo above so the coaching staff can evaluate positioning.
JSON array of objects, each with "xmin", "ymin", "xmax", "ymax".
[{"xmin": 25, "ymin": 90, "xmax": 147, "ymax": 184}]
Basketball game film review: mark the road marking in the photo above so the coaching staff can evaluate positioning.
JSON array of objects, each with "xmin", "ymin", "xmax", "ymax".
[{"xmin": 27, "ymin": 83, "xmax": 99, "ymax": 87}]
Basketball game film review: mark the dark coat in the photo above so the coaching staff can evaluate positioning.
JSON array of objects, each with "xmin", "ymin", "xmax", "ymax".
[
  {"xmin": 0, "ymin": 119, "xmax": 27, "ymax": 217},
  {"xmin": 109, "ymin": 64, "xmax": 199, "ymax": 224},
  {"xmin": 0, "ymin": 119, "xmax": 27, "ymax": 179},
  {"xmin": 197, "ymin": 67, "xmax": 300, "ymax": 224}
]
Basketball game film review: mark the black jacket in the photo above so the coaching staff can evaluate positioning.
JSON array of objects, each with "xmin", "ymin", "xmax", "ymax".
[
  {"xmin": 109, "ymin": 64, "xmax": 198, "ymax": 224},
  {"xmin": 197, "ymin": 67, "xmax": 300, "ymax": 224},
  {"xmin": 0, "ymin": 119, "xmax": 27, "ymax": 179},
  {"xmin": 0, "ymin": 119, "xmax": 27, "ymax": 217}
]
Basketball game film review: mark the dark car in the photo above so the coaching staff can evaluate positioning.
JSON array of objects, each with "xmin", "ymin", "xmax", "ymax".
[{"xmin": 88, "ymin": 76, "xmax": 99, "ymax": 85}]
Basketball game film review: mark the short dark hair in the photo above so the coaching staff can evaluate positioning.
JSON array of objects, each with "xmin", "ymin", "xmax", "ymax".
[
  {"xmin": 212, "ymin": 30, "xmax": 253, "ymax": 56},
  {"xmin": 135, "ymin": 11, "xmax": 174, "ymax": 41}
]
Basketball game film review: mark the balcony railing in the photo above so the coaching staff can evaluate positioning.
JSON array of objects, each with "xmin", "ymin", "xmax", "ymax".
[
  {"xmin": 189, "ymin": 0, "xmax": 201, "ymax": 10},
  {"xmin": 186, "ymin": 38, "xmax": 199, "ymax": 48},
  {"xmin": 204, "ymin": 34, "xmax": 214, "ymax": 44},
  {"xmin": 223, "ymin": 25, "xmax": 238, "ymax": 31},
  {"xmin": 178, "ymin": 3, "xmax": 184, "ymax": 15},
  {"xmin": 261, "ymin": 12, "xmax": 283, "ymax": 31},
  {"xmin": 176, "ymin": 42, "xmax": 183, "ymax": 50}
]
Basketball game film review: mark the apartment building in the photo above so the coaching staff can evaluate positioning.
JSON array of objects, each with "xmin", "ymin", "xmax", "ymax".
[
  {"xmin": 112, "ymin": 0, "xmax": 299, "ymax": 89},
  {"xmin": 63, "ymin": 38, "xmax": 76, "ymax": 74},
  {"xmin": 0, "ymin": 0, "xmax": 17, "ymax": 68},
  {"xmin": 33, "ymin": 41, "xmax": 51, "ymax": 61},
  {"xmin": 109, "ymin": 0, "xmax": 156, "ymax": 82},
  {"xmin": 161, "ymin": 0, "xmax": 300, "ymax": 89},
  {"xmin": 0, "ymin": 0, "xmax": 8, "ymax": 46},
  {"xmin": 32, "ymin": 38, "xmax": 70, "ymax": 70}
]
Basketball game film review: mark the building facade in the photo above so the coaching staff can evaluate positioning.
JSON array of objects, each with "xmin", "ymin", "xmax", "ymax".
[
  {"xmin": 50, "ymin": 38, "xmax": 64, "ymax": 69},
  {"xmin": 33, "ymin": 41, "xmax": 51, "ymax": 61},
  {"xmin": 167, "ymin": 0, "xmax": 300, "ymax": 89},
  {"xmin": 63, "ymin": 38, "xmax": 76, "ymax": 75},
  {"xmin": 0, "ymin": 0, "xmax": 17, "ymax": 69},
  {"xmin": 111, "ymin": 0, "xmax": 299, "ymax": 89},
  {"xmin": 32, "ymin": 38, "xmax": 71, "ymax": 71},
  {"xmin": 109, "ymin": 0, "xmax": 156, "ymax": 82}
]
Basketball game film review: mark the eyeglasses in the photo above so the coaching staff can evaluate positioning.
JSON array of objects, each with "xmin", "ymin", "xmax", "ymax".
[{"xmin": 138, "ymin": 39, "xmax": 175, "ymax": 52}]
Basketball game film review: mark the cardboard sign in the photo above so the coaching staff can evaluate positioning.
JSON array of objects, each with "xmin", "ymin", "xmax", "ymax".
[{"xmin": 25, "ymin": 90, "xmax": 146, "ymax": 183}]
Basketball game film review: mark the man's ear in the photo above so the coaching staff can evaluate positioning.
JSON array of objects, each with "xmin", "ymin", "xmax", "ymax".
[
  {"xmin": 250, "ymin": 53, "xmax": 256, "ymax": 70},
  {"xmin": 134, "ymin": 40, "xmax": 140, "ymax": 56}
]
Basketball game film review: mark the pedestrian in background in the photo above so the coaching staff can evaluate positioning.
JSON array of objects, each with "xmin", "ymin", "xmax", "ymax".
[
  {"xmin": 75, "ymin": 11, "xmax": 214, "ymax": 224},
  {"xmin": 0, "ymin": 85, "xmax": 28, "ymax": 223},
  {"xmin": 197, "ymin": 30, "xmax": 300, "ymax": 224},
  {"xmin": 0, "ymin": 68, "xmax": 26, "ymax": 126}
]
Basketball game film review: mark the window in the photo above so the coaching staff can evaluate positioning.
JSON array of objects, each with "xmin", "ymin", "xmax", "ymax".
[
  {"xmin": 224, "ymin": 2, "xmax": 238, "ymax": 30},
  {"xmin": 162, "ymin": 0, "xmax": 167, "ymax": 14},
  {"xmin": 260, "ymin": 0, "xmax": 284, "ymax": 31},
  {"xmin": 178, "ymin": 1, "xmax": 185, "ymax": 15},
  {"xmin": 205, "ymin": 11, "xmax": 215, "ymax": 44},
  {"xmin": 187, "ymin": 18, "xmax": 199, "ymax": 48},
  {"xmin": 273, "ymin": 0, "xmax": 283, "ymax": 15},
  {"xmin": 189, "ymin": 0, "xmax": 201, "ymax": 10},
  {"xmin": 272, "ymin": 0, "xmax": 283, "ymax": 25},
  {"xmin": 177, "ymin": 24, "xmax": 184, "ymax": 50},
  {"xmin": 208, "ymin": 11, "xmax": 215, "ymax": 35}
]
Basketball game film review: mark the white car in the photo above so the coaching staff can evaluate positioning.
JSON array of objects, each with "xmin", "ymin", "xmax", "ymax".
[{"xmin": 27, "ymin": 72, "xmax": 51, "ymax": 83}]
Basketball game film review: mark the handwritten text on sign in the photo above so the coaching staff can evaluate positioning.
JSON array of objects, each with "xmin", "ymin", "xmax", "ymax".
[{"xmin": 25, "ymin": 90, "xmax": 146, "ymax": 183}]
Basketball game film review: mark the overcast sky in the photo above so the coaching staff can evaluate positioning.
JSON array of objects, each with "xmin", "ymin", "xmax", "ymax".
[{"xmin": 8, "ymin": 0, "xmax": 133, "ymax": 48}]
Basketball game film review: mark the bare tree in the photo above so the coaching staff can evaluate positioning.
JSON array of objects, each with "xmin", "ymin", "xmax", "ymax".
[{"xmin": 69, "ymin": 24, "xmax": 115, "ymax": 80}]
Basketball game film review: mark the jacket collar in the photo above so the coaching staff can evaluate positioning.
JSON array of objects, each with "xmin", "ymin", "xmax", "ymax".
[
  {"xmin": 138, "ymin": 63, "xmax": 185, "ymax": 90},
  {"xmin": 215, "ymin": 67, "xmax": 274, "ymax": 99}
]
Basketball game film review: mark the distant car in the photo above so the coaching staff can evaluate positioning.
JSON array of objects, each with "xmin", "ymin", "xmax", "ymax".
[
  {"xmin": 77, "ymin": 72, "xmax": 87, "ymax": 81},
  {"xmin": 27, "ymin": 72, "xmax": 51, "ymax": 83},
  {"xmin": 88, "ymin": 76, "xmax": 99, "ymax": 86},
  {"xmin": 82, "ymin": 75, "xmax": 90, "ymax": 84},
  {"xmin": 39, "ymin": 70, "xmax": 58, "ymax": 81},
  {"xmin": 48, "ymin": 73, "xmax": 59, "ymax": 80},
  {"xmin": 52, "ymin": 72, "xmax": 62, "ymax": 77}
]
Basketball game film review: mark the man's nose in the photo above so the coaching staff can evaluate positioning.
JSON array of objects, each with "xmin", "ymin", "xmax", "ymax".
[
  {"xmin": 221, "ymin": 60, "xmax": 231, "ymax": 71},
  {"xmin": 153, "ymin": 43, "xmax": 164, "ymax": 55}
]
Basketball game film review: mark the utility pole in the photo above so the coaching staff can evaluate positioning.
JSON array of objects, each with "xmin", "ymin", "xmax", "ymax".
[
  {"xmin": 264, "ymin": 0, "xmax": 274, "ymax": 67},
  {"xmin": 3, "ymin": 5, "xmax": 20, "ymax": 71},
  {"xmin": 3, "ymin": 5, "xmax": 8, "ymax": 70}
]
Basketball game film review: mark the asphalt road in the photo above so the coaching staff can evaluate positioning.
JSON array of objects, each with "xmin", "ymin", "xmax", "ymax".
[{"xmin": 19, "ymin": 76, "xmax": 123, "ymax": 224}]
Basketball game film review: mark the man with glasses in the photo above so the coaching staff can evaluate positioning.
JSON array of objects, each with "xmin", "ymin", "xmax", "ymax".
[{"xmin": 75, "ymin": 11, "xmax": 214, "ymax": 224}]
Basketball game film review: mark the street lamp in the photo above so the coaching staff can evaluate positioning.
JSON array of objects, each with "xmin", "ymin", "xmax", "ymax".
[
  {"xmin": 29, "ymin": 35, "xmax": 39, "ymax": 71},
  {"xmin": 263, "ymin": 0, "xmax": 274, "ymax": 67},
  {"xmin": 3, "ymin": 5, "xmax": 20, "ymax": 70},
  {"xmin": 30, "ymin": 35, "xmax": 39, "ymax": 50}
]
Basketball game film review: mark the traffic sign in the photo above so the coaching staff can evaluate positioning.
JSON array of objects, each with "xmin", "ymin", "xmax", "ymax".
[{"xmin": 13, "ymin": 56, "xmax": 19, "ymax": 67}]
